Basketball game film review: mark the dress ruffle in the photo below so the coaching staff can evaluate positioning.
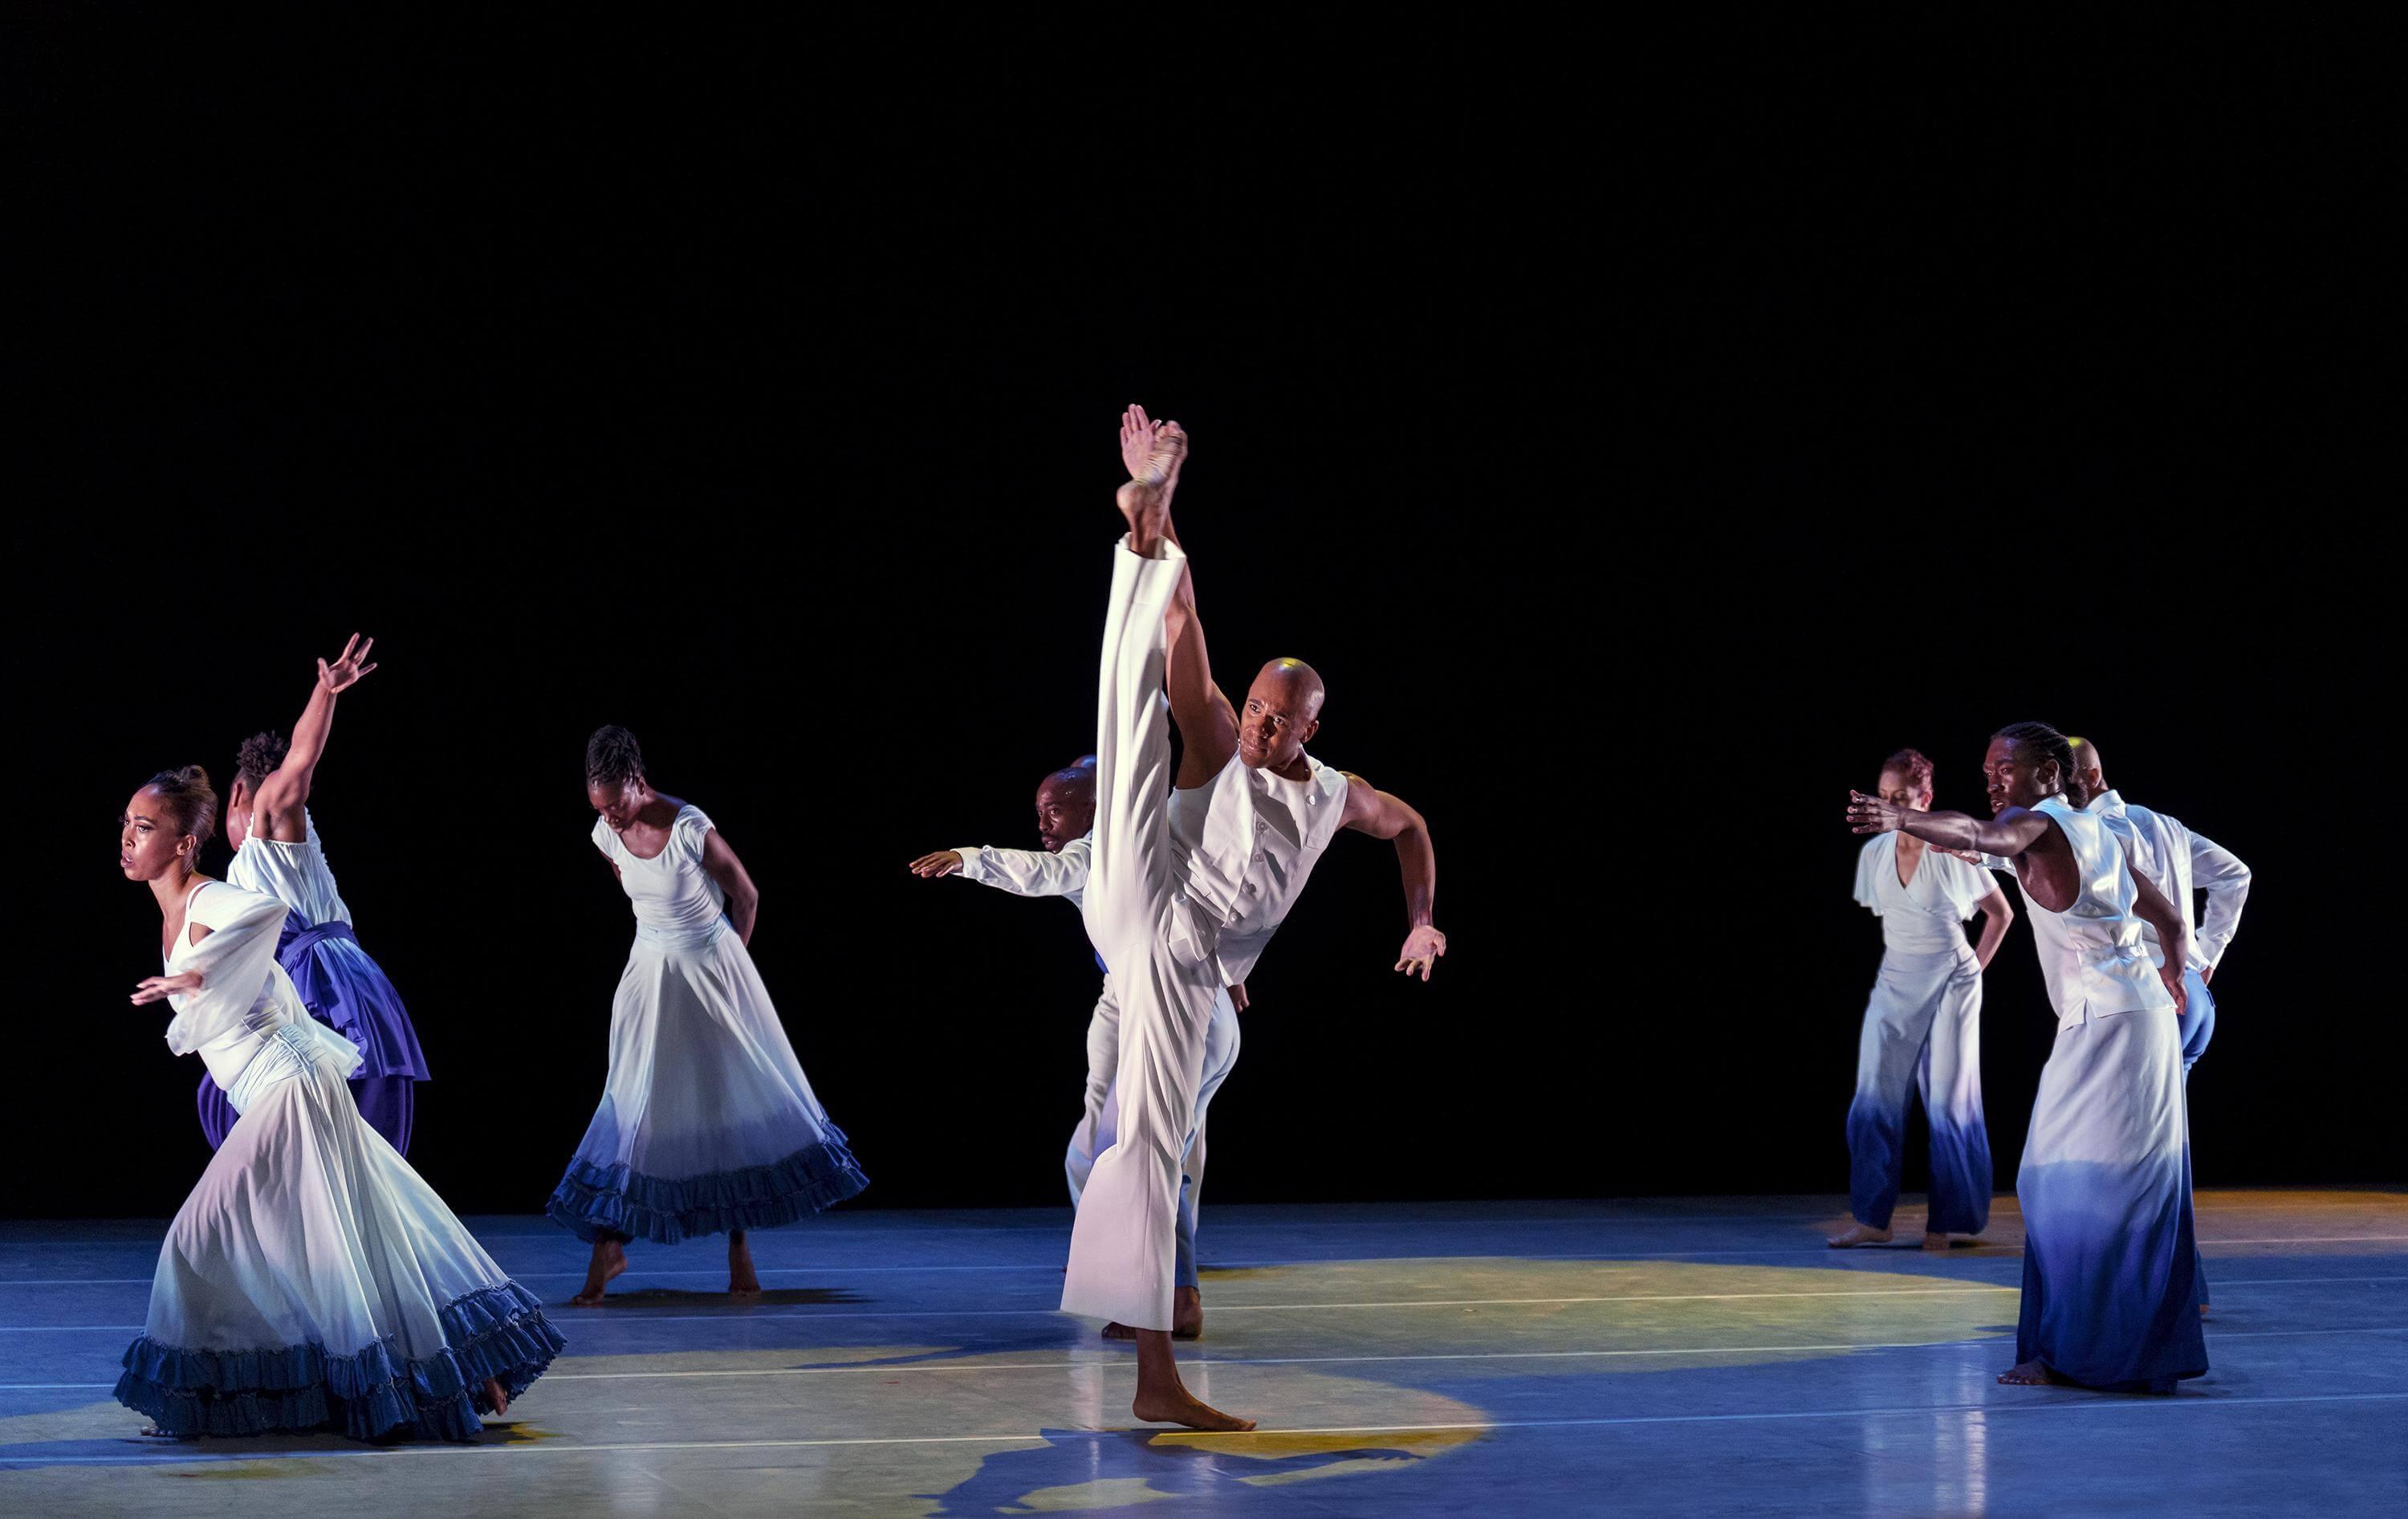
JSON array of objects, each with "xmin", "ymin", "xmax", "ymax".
[
  {"xmin": 546, "ymin": 1130, "xmax": 870, "ymax": 1244},
  {"xmin": 114, "ymin": 1281, "xmax": 565, "ymax": 1441}
]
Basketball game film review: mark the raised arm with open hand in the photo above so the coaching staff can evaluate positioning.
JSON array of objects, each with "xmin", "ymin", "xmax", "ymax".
[{"xmin": 254, "ymin": 633, "xmax": 377, "ymax": 843}]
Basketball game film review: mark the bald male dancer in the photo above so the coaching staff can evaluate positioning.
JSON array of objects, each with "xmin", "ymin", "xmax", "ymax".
[
  {"xmin": 909, "ymin": 757, "xmax": 1245, "ymax": 1338},
  {"xmin": 1068, "ymin": 405, "xmax": 1445, "ymax": 1430}
]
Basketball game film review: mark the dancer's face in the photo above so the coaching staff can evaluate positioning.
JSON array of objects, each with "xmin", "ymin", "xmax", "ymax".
[
  {"xmin": 1034, "ymin": 776, "xmax": 1094, "ymax": 853},
  {"xmin": 1876, "ymin": 768, "xmax": 1932, "ymax": 813},
  {"xmin": 1982, "ymin": 737, "xmax": 2055, "ymax": 814},
  {"xmin": 120, "ymin": 786, "xmax": 194, "ymax": 882},
  {"xmin": 588, "ymin": 776, "xmax": 645, "ymax": 833},
  {"xmin": 1237, "ymin": 672, "xmax": 1320, "ymax": 772}
]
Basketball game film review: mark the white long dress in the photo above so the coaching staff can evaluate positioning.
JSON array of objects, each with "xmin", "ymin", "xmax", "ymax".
[
  {"xmin": 118, "ymin": 879, "xmax": 563, "ymax": 1440},
  {"xmin": 547, "ymin": 804, "xmax": 868, "ymax": 1243}
]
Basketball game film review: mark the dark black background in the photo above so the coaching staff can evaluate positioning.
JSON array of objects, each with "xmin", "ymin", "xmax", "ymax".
[{"xmin": 6, "ymin": 18, "xmax": 2390, "ymax": 1220}]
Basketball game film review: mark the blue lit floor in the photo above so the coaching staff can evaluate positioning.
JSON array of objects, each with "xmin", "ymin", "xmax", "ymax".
[{"xmin": 2, "ymin": 1190, "xmax": 2402, "ymax": 1516}]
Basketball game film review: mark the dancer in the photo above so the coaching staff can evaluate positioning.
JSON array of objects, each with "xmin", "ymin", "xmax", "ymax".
[
  {"xmin": 117, "ymin": 767, "xmax": 561, "ymax": 1440},
  {"xmin": 910, "ymin": 756, "xmax": 1245, "ymax": 1339},
  {"xmin": 551, "ymin": 725, "xmax": 869, "ymax": 1305},
  {"xmin": 1849, "ymin": 722, "xmax": 2207, "ymax": 1393},
  {"xmin": 208, "ymin": 633, "xmax": 431, "ymax": 1155},
  {"xmin": 1066, "ymin": 406, "xmax": 1445, "ymax": 1430},
  {"xmin": 1829, "ymin": 747, "xmax": 2012, "ymax": 1251}
]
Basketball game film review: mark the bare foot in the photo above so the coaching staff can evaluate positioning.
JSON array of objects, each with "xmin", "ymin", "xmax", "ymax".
[
  {"xmin": 139, "ymin": 1426, "xmax": 196, "ymax": 1441},
  {"xmin": 571, "ymin": 1237, "xmax": 627, "ymax": 1305},
  {"xmin": 728, "ymin": 1231, "xmax": 762, "ymax": 1297},
  {"xmin": 1103, "ymin": 1287, "xmax": 1205, "ymax": 1342},
  {"xmin": 1923, "ymin": 1231, "xmax": 1951, "ymax": 1252},
  {"xmin": 485, "ymin": 1377, "xmax": 510, "ymax": 1417},
  {"xmin": 1132, "ymin": 1326, "xmax": 1254, "ymax": 1431},
  {"xmin": 1998, "ymin": 1358, "xmax": 2060, "ymax": 1387},
  {"xmin": 1827, "ymin": 1222, "xmax": 1893, "ymax": 1248}
]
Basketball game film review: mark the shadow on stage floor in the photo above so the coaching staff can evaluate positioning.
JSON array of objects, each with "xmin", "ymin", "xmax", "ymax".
[{"xmin": 2, "ymin": 1190, "xmax": 2401, "ymax": 1516}]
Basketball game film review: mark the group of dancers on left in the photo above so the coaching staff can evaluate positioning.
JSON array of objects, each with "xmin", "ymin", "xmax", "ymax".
[
  {"xmin": 113, "ymin": 637, "xmax": 867, "ymax": 1440},
  {"xmin": 1842, "ymin": 729, "xmax": 2251, "ymax": 1393},
  {"xmin": 117, "ymin": 404, "xmax": 1447, "ymax": 1440}
]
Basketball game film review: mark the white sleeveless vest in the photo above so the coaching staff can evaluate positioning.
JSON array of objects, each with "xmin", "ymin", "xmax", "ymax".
[
  {"xmin": 2023, "ymin": 794, "xmax": 2174, "ymax": 1028},
  {"xmin": 1169, "ymin": 748, "xmax": 1352, "ymax": 983}
]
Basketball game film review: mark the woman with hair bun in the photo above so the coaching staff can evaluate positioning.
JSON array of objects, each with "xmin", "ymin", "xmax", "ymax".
[
  {"xmin": 116, "ymin": 766, "xmax": 562, "ymax": 1440},
  {"xmin": 551, "ymin": 724, "xmax": 868, "ymax": 1305},
  {"xmin": 1830, "ymin": 747, "xmax": 2014, "ymax": 1251},
  {"xmin": 205, "ymin": 633, "xmax": 431, "ymax": 1154}
]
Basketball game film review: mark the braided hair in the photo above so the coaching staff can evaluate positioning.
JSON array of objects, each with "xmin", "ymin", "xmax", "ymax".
[
  {"xmin": 1880, "ymin": 747, "xmax": 1934, "ymax": 796},
  {"xmin": 1992, "ymin": 721, "xmax": 2075, "ymax": 792},
  {"xmin": 144, "ymin": 766, "xmax": 219, "ymax": 862},
  {"xmin": 585, "ymin": 725, "xmax": 645, "ymax": 789},
  {"xmin": 236, "ymin": 731, "xmax": 291, "ymax": 792}
]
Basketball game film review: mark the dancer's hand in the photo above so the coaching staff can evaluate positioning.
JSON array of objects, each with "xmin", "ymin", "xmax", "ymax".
[
  {"xmin": 2162, "ymin": 961, "xmax": 2188, "ymax": 1017},
  {"xmin": 909, "ymin": 850, "xmax": 964, "ymax": 878},
  {"xmin": 1935, "ymin": 846, "xmax": 1987, "ymax": 866},
  {"xmin": 1227, "ymin": 982, "xmax": 1250, "ymax": 1013},
  {"xmin": 317, "ymin": 633, "xmax": 377, "ymax": 694},
  {"xmin": 132, "ymin": 971, "xmax": 204, "ymax": 1005},
  {"xmin": 2201, "ymin": 963, "xmax": 2215, "ymax": 987},
  {"xmin": 1395, "ymin": 925, "xmax": 1446, "ymax": 982},
  {"xmin": 1846, "ymin": 791, "xmax": 1906, "ymax": 834}
]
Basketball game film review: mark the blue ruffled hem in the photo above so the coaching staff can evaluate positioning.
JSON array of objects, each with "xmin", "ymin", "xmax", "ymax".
[
  {"xmin": 114, "ymin": 1281, "xmax": 566, "ymax": 1442},
  {"xmin": 546, "ymin": 1130, "xmax": 870, "ymax": 1244}
]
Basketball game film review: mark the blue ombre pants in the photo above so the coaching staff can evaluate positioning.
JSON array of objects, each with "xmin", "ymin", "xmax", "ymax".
[{"xmin": 1845, "ymin": 945, "xmax": 1992, "ymax": 1236}]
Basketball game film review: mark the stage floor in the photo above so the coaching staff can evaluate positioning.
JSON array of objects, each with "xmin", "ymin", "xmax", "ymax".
[{"xmin": 2, "ymin": 1190, "xmax": 2401, "ymax": 1516}]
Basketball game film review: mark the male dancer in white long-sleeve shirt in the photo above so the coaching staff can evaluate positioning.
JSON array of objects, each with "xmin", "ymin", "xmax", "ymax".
[
  {"xmin": 909, "ymin": 758, "xmax": 1243, "ymax": 1338},
  {"xmin": 1064, "ymin": 405, "xmax": 1445, "ymax": 1431}
]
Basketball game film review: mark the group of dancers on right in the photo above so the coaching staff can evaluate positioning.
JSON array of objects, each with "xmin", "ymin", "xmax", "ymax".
[{"xmin": 1842, "ymin": 727, "xmax": 2251, "ymax": 1393}]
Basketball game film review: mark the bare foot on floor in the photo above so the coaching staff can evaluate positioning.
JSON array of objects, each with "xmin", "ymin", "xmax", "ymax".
[
  {"xmin": 485, "ymin": 1377, "xmax": 510, "ymax": 1416},
  {"xmin": 571, "ymin": 1237, "xmax": 627, "ymax": 1305},
  {"xmin": 1132, "ymin": 1387, "xmax": 1256, "ymax": 1431},
  {"xmin": 728, "ymin": 1231, "xmax": 762, "ymax": 1297},
  {"xmin": 1998, "ymin": 1358, "xmax": 2060, "ymax": 1387},
  {"xmin": 1827, "ymin": 1222, "xmax": 1893, "ymax": 1248},
  {"xmin": 1923, "ymin": 1231, "xmax": 1952, "ymax": 1252}
]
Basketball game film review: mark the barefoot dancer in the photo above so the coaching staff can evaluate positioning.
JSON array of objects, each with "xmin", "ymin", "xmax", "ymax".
[
  {"xmin": 551, "ymin": 727, "xmax": 868, "ymax": 1305},
  {"xmin": 1974, "ymin": 735, "xmax": 2250, "ymax": 1315},
  {"xmin": 204, "ymin": 634, "xmax": 432, "ymax": 1155},
  {"xmin": 117, "ymin": 768, "xmax": 560, "ymax": 1440},
  {"xmin": 910, "ymin": 756, "xmax": 1245, "ymax": 1341},
  {"xmin": 1849, "ymin": 721, "xmax": 2207, "ymax": 1392},
  {"xmin": 1066, "ymin": 407, "xmax": 1445, "ymax": 1430},
  {"xmin": 1829, "ymin": 748, "xmax": 2012, "ymax": 1251}
]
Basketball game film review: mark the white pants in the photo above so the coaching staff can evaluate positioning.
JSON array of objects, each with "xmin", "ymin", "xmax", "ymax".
[
  {"xmin": 1065, "ymin": 975, "xmax": 1242, "ymax": 1289},
  {"xmin": 1061, "ymin": 536, "xmax": 1225, "ymax": 1330}
]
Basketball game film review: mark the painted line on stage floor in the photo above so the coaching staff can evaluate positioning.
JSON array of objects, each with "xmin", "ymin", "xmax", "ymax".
[
  {"xmin": 10, "ymin": 1277, "xmax": 2404, "ymax": 1333},
  {"xmin": 10, "ymin": 1391, "xmax": 2406, "ymax": 1465}
]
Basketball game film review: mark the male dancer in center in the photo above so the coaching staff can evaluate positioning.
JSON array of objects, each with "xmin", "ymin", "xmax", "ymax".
[{"xmin": 1065, "ymin": 405, "xmax": 1445, "ymax": 1431}]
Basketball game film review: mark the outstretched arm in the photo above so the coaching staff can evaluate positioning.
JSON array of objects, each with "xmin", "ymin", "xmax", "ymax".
[
  {"xmin": 910, "ymin": 837, "xmax": 1094, "ymax": 898},
  {"xmin": 1340, "ymin": 773, "xmax": 1444, "ymax": 980},
  {"xmin": 701, "ymin": 830, "xmax": 762, "ymax": 946},
  {"xmin": 1847, "ymin": 793, "xmax": 2056, "ymax": 856},
  {"xmin": 253, "ymin": 634, "xmax": 377, "ymax": 843}
]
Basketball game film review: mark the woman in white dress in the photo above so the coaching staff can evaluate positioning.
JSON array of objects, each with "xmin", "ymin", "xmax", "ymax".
[
  {"xmin": 118, "ymin": 767, "xmax": 562, "ymax": 1440},
  {"xmin": 550, "ymin": 726, "xmax": 868, "ymax": 1305}
]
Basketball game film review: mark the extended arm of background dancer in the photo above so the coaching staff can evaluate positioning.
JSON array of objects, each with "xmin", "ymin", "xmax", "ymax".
[
  {"xmin": 700, "ymin": 830, "xmax": 762, "ymax": 947},
  {"xmin": 252, "ymin": 633, "xmax": 378, "ymax": 843},
  {"xmin": 1848, "ymin": 791, "xmax": 2186, "ymax": 1012}
]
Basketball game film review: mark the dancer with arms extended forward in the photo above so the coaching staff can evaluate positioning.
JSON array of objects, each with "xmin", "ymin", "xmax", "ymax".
[{"xmin": 1066, "ymin": 405, "xmax": 1444, "ymax": 1430}]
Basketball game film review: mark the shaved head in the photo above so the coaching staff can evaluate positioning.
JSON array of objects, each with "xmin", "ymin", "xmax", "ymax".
[
  {"xmin": 2068, "ymin": 735, "xmax": 2106, "ymax": 799},
  {"xmin": 1236, "ymin": 658, "xmax": 1326, "ymax": 773},
  {"xmin": 1035, "ymin": 763, "xmax": 1096, "ymax": 853}
]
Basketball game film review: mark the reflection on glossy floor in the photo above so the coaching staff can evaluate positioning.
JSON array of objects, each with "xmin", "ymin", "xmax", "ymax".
[{"xmin": 2, "ymin": 1190, "xmax": 2402, "ymax": 1516}]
